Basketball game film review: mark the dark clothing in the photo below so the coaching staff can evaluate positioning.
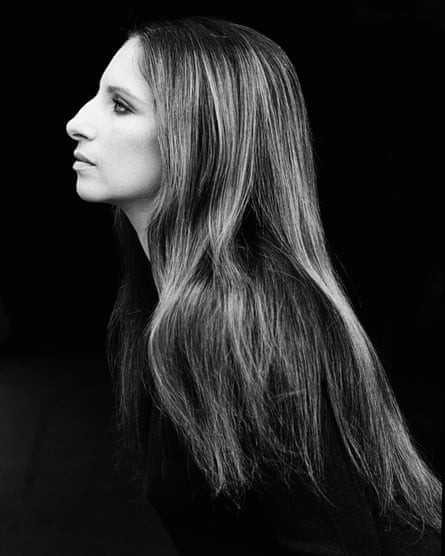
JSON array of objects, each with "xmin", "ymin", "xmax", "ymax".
[{"xmin": 144, "ymin": 397, "xmax": 441, "ymax": 556}]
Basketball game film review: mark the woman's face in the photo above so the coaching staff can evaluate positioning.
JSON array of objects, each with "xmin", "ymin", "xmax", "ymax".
[{"xmin": 65, "ymin": 37, "xmax": 162, "ymax": 209}]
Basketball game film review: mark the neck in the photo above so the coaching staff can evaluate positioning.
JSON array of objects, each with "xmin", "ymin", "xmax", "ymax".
[{"xmin": 119, "ymin": 202, "xmax": 151, "ymax": 262}]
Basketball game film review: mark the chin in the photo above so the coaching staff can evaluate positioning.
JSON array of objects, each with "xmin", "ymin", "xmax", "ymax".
[{"xmin": 75, "ymin": 180, "xmax": 114, "ymax": 204}]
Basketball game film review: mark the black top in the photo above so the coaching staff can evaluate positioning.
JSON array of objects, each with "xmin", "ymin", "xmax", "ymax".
[{"xmin": 143, "ymin": 397, "xmax": 441, "ymax": 556}]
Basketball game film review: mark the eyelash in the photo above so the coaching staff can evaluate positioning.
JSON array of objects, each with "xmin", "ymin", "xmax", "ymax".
[{"xmin": 112, "ymin": 96, "xmax": 131, "ymax": 115}]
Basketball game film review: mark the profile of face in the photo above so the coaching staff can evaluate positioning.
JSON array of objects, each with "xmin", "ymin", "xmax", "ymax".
[{"xmin": 65, "ymin": 37, "xmax": 162, "ymax": 213}]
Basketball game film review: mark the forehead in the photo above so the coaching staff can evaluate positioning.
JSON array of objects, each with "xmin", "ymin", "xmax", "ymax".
[{"xmin": 100, "ymin": 37, "xmax": 149, "ymax": 99}]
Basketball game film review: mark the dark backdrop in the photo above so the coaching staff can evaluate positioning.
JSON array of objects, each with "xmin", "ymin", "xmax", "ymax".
[{"xmin": 0, "ymin": 0, "xmax": 442, "ymax": 525}]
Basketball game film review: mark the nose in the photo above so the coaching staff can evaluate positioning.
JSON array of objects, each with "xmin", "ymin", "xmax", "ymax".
[{"xmin": 65, "ymin": 98, "xmax": 97, "ymax": 141}]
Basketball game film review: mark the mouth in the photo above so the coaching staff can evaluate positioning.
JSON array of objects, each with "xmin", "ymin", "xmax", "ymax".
[
  {"xmin": 73, "ymin": 150, "xmax": 95, "ymax": 165},
  {"xmin": 73, "ymin": 160, "xmax": 96, "ymax": 171}
]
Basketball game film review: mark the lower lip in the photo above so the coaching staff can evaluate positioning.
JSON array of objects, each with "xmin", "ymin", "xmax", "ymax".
[{"xmin": 73, "ymin": 161, "xmax": 95, "ymax": 170}]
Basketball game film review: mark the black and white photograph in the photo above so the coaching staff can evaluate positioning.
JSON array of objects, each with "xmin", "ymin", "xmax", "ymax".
[{"xmin": 0, "ymin": 2, "xmax": 443, "ymax": 554}]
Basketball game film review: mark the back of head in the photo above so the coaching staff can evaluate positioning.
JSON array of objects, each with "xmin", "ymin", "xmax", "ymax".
[{"xmin": 128, "ymin": 16, "xmax": 318, "ymax": 275}]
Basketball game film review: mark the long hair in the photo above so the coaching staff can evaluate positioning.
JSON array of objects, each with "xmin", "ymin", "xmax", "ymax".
[{"xmin": 106, "ymin": 16, "xmax": 441, "ymax": 533}]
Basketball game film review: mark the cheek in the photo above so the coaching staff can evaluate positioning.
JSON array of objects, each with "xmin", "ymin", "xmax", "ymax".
[{"xmin": 106, "ymin": 130, "xmax": 162, "ymax": 198}]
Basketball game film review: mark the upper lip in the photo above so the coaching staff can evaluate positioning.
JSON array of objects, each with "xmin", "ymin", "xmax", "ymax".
[{"xmin": 74, "ymin": 151, "xmax": 95, "ymax": 165}]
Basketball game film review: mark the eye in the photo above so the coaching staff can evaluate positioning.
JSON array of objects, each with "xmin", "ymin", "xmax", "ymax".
[{"xmin": 112, "ymin": 96, "xmax": 131, "ymax": 115}]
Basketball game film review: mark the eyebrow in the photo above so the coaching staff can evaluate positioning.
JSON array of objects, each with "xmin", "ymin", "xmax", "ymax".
[{"xmin": 103, "ymin": 84, "xmax": 147, "ymax": 105}]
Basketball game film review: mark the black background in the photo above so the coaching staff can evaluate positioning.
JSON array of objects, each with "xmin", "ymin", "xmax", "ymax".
[{"xmin": 0, "ymin": 2, "xmax": 443, "ymax": 554}]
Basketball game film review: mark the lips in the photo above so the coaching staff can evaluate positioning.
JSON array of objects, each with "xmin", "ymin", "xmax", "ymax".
[{"xmin": 74, "ymin": 150, "xmax": 95, "ymax": 165}]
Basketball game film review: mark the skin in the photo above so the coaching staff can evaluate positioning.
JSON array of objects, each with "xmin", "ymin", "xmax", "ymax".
[{"xmin": 65, "ymin": 37, "xmax": 161, "ymax": 260}]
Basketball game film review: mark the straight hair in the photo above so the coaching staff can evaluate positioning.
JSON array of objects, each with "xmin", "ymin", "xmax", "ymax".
[{"xmin": 106, "ymin": 16, "xmax": 441, "ymax": 534}]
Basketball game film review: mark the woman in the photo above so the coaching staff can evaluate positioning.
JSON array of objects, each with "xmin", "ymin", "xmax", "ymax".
[{"xmin": 66, "ymin": 16, "xmax": 441, "ymax": 555}]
